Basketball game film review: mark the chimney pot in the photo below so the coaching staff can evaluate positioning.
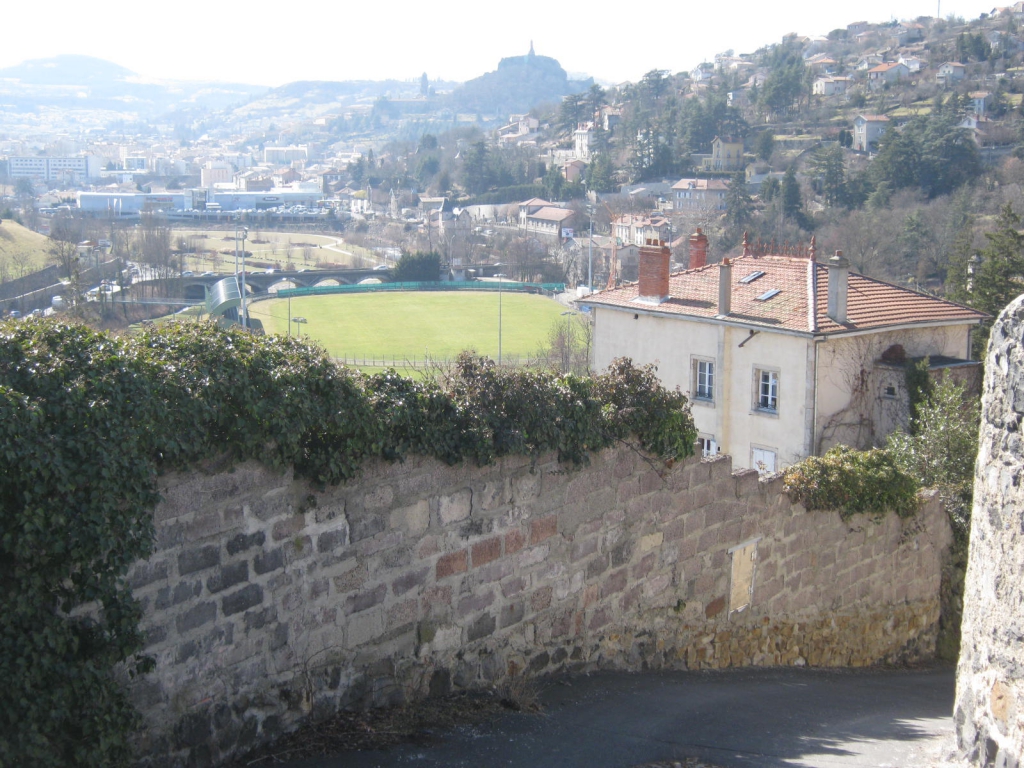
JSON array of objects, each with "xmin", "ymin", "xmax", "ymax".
[
  {"xmin": 718, "ymin": 258, "xmax": 732, "ymax": 316},
  {"xmin": 637, "ymin": 241, "xmax": 672, "ymax": 303},
  {"xmin": 827, "ymin": 250, "xmax": 850, "ymax": 324},
  {"xmin": 688, "ymin": 228, "xmax": 709, "ymax": 269}
]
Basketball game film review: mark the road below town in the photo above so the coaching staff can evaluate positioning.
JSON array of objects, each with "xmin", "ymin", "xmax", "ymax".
[{"xmin": 282, "ymin": 665, "xmax": 959, "ymax": 768}]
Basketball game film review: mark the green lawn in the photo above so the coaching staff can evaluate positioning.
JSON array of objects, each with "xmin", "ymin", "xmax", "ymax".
[
  {"xmin": 249, "ymin": 291, "xmax": 569, "ymax": 363},
  {"xmin": 0, "ymin": 220, "xmax": 51, "ymax": 277}
]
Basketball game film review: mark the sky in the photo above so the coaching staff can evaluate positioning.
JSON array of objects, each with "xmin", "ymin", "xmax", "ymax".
[{"xmin": 0, "ymin": 0, "xmax": 1004, "ymax": 88}]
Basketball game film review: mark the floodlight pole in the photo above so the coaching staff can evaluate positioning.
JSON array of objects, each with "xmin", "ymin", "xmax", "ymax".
[
  {"xmin": 587, "ymin": 204, "xmax": 594, "ymax": 294},
  {"xmin": 238, "ymin": 226, "xmax": 249, "ymax": 328},
  {"xmin": 497, "ymin": 273, "xmax": 506, "ymax": 366}
]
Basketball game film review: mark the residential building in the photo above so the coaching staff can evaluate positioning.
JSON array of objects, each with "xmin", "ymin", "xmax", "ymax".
[
  {"xmin": 700, "ymin": 136, "xmax": 745, "ymax": 172},
  {"xmin": 10, "ymin": 155, "xmax": 102, "ymax": 183},
  {"xmin": 866, "ymin": 62, "xmax": 909, "ymax": 90},
  {"xmin": 581, "ymin": 234, "xmax": 985, "ymax": 472},
  {"xmin": 612, "ymin": 214, "xmax": 671, "ymax": 247},
  {"xmin": 201, "ymin": 161, "xmax": 233, "ymax": 189},
  {"xmin": 574, "ymin": 122, "xmax": 594, "ymax": 161},
  {"xmin": 518, "ymin": 198, "xmax": 574, "ymax": 239},
  {"xmin": 813, "ymin": 77, "xmax": 853, "ymax": 96},
  {"xmin": 937, "ymin": 62, "xmax": 967, "ymax": 84},
  {"xmin": 852, "ymin": 114, "xmax": 889, "ymax": 152},
  {"xmin": 264, "ymin": 145, "xmax": 308, "ymax": 164},
  {"xmin": 968, "ymin": 91, "xmax": 993, "ymax": 115},
  {"xmin": 898, "ymin": 55, "xmax": 924, "ymax": 72},
  {"xmin": 672, "ymin": 178, "xmax": 729, "ymax": 211}
]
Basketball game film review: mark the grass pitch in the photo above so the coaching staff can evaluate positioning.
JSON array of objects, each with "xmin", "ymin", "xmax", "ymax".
[{"xmin": 250, "ymin": 291, "xmax": 568, "ymax": 363}]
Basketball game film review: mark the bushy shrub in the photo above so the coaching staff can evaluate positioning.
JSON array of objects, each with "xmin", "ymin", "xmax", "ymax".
[
  {"xmin": 0, "ymin": 321, "xmax": 696, "ymax": 765},
  {"xmin": 783, "ymin": 445, "xmax": 920, "ymax": 521}
]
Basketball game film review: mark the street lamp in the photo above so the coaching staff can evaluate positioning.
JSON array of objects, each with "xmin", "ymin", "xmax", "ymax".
[
  {"xmin": 496, "ymin": 273, "xmax": 506, "ymax": 366},
  {"xmin": 586, "ymin": 204, "xmax": 594, "ymax": 295},
  {"xmin": 235, "ymin": 225, "xmax": 248, "ymax": 328}
]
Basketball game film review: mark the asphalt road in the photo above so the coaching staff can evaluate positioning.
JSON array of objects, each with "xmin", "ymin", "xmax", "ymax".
[{"xmin": 284, "ymin": 665, "xmax": 958, "ymax": 768}]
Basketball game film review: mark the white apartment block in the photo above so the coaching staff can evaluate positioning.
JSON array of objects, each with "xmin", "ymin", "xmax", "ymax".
[{"xmin": 9, "ymin": 156, "xmax": 103, "ymax": 182}]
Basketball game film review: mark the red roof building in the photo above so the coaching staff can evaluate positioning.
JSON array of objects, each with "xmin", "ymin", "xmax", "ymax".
[{"xmin": 581, "ymin": 235, "xmax": 986, "ymax": 472}]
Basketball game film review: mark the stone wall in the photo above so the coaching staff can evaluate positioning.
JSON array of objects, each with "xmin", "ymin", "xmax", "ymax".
[
  {"xmin": 955, "ymin": 295, "xmax": 1024, "ymax": 767},
  {"xmin": 130, "ymin": 446, "xmax": 950, "ymax": 767}
]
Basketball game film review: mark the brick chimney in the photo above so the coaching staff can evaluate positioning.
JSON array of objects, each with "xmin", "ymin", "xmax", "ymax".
[
  {"xmin": 637, "ymin": 239, "xmax": 671, "ymax": 303},
  {"xmin": 718, "ymin": 257, "xmax": 732, "ymax": 316},
  {"xmin": 827, "ymin": 250, "xmax": 849, "ymax": 324},
  {"xmin": 688, "ymin": 228, "xmax": 709, "ymax": 269}
]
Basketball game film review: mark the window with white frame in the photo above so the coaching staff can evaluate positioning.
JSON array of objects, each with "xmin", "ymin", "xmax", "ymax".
[
  {"xmin": 751, "ymin": 447, "xmax": 777, "ymax": 475},
  {"xmin": 756, "ymin": 369, "xmax": 779, "ymax": 412},
  {"xmin": 698, "ymin": 436, "xmax": 719, "ymax": 458},
  {"xmin": 693, "ymin": 358, "xmax": 715, "ymax": 401}
]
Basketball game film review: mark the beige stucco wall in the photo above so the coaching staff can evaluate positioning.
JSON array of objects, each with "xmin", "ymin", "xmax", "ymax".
[
  {"xmin": 591, "ymin": 307, "xmax": 814, "ymax": 470},
  {"xmin": 814, "ymin": 325, "xmax": 973, "ymax": 453},
  {"xmin": 592, "ymin": 306, "xmax": 975, "ymax": 470}
]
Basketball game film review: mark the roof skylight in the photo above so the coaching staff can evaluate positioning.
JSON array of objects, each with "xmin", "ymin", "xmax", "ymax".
[
  {"xmin": 755, "ymin": 288, "xmax": 781, "ymax": 302},
  {"xmin": 739, "ymin": 270, "xmax": 766, "ymax": 284}
]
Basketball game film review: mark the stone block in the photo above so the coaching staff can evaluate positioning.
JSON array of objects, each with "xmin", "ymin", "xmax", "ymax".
[
  {"xmin": 176, "ymin": 601, "xmax": 217, "ymax": 634},
  {"xmin": 438, "ymin": 489, "xmax": 472, "ymax": 525},
  {"xmin": 530, "ymin": 586, "xmax": 553, "ymax": 613},
  {"xmin": 530, "ymin": 515, "xmax": 558, "ymax": 545},
  {"xmin": 585, "ymin": 554, "xmax": 609, "ymax": 581},
  {"xmin": 457, "ymin": 589, "xmax": 495, "ymax": 619},
  {"xmin": 502, "ymin": 576, "xmax": 527, "ymax": 598},
  {"xmin": 388, "ymin": 598, "xmax": 419, "ymax": 630},
  {"xmin": 639, "ymin": 531, "xmax": 664, "ymax": 553},
  {"xmin": 512, "ymin": 470, "xmax": 541, "ymax": 504},
  {"xmin": 131, "ymin": 560, "xmax": 169, "ymax": 590},
  {"xmin": 314, "ymin": 502, "xmax": 346, "ymax": 525},
  {"xmin": 178, "ymin": 545, "xmax": 220, "ymax": 576},
  {"xmin": 155, "ymin": 580, "xmax": 202, "ymax": 610},
  {"xmin": 347, "ymin": 609, "xmax": 384, "ymax": 648},
  {"xmin": 391, "ymin": 566, "xmax": 429, "ymax": 596},
  {"xmin": 467, "ymin": 612, "xmax": 496, "ymax": 642},
  {"xmin": 471, "ymin": 537, "xmax": 502, "ymax": 568},
  {"xmin": 350, "ymin": 511, "xmax": 386, "ymax": 543},
  {"xmin": 254, "ymin": 547, "xmax": 285, "ymax": 575},
  {"xmin": 347, "ymin": 584, "xmax": 387, "ymax": 615},
  {"xmin": 571, "ymin": 535, "xmax": 599, "ymax": 561},
  {"xmin": 391, "ymin": 500, "xmax": 429, "ymax": 536},
  {"xmin": 272, "ymin": 514, "xmax": 306, "ymax": 542},
  {"xmin": 500, "ymin": 601, "xmax": 525, "ymax": 629},
  {"xmin": 207, "ymin": 562, "xmax": 249, "ymax": 594},
  {"xmin": 226, "ymin": 531, "xmax": 266, "ymax": 556},
  {"xmin": 436, "ymin": 549, "xmax": 468, "ymax": 580},
  {"xmin": 333, "ymin": 562, "xmax": 368, "ymax": 594},
  {"xmin": 601, "ymin": 568, "xmax": 628, "ymax": 598},
  {"xmin": 222, "ymin": 584, "xmax": 264, "ymax": 616},
  {"xmin": 317, "ymin": 527, "xmax": 350, "ymax": 553},
  {"xmin": 631, "ymin": 553, "xmax": 656, "ymax": 581},
  {"xmin": 363, "ymin": 484, "xmax": 395, "ymax": 510},
  {"xmin": 504, "ymin": 528, "xmax": 526, "ymax": 555}
]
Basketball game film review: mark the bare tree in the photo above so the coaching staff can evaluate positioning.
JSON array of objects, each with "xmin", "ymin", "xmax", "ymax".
[{"xmin": 48, "ymin": 214, "xmax": 84, "ymax": 279}]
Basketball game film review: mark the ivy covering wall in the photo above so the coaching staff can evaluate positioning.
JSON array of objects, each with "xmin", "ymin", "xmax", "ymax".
[{"xmin": 0, "ymin": 320, "xmax": 696, "ymax": 767}]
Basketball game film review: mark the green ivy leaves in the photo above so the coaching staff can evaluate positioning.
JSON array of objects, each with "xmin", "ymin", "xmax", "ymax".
[{"xmin": 0, "ymin": 320, "xmax": 696, "ymax": 765}]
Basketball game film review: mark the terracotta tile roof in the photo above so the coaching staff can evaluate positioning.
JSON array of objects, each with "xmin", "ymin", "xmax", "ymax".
[
  {"xmin": 527, "ymin": 206, "xmax": 574, "ymax": 222},
  {"xmin": 583, "ymin": 254, "xmax": 986, "ymax": 335},
  {"xmin": 672, "ymin": 178, "xmax": 729, "ymax": 191}
]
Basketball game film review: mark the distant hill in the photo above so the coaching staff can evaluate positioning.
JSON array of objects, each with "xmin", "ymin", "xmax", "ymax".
[
  {"xmin": 0, "ymin": 55, "xmax": 268, "ymax": 121},
  {"xmin": 0, "ymin": 55, "xmax": 135, "ymax": 85},
  {"xmin": 449, "ymin": 45, "xmax": 592, "ymax": 116}
]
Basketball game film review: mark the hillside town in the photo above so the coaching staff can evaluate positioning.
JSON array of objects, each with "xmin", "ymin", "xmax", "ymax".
[{"xmin": 2, "ymin": 6, "xmax": 1024, "ymax": 768}]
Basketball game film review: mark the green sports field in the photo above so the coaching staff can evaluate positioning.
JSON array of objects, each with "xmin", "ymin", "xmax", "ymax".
[{"xmin": 250, "ymin": 291, "xmax": 569, "ymax": 363}]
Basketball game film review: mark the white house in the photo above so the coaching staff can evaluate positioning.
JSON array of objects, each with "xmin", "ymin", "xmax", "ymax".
[
  {"xmin": 581, "ymin": 235, "xmax": 985, "ymax": 472},
  {"xmin": 852, "ymin": 114, "xmax": 889, "ymax": 152},
  {"xmin": 937, "ymin": 62, "xmax": 967, "ymax": 83},
  {"xmin": 671, "ymin": 178, "xmax": 729, "ymax": 212},
  {"xmin": 866, "ymin": 62, "xmax": 910, "ymax": 90},
  {"xmin": 813, "ymin": 77, "xmax": 854, "ymax": 96}
]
